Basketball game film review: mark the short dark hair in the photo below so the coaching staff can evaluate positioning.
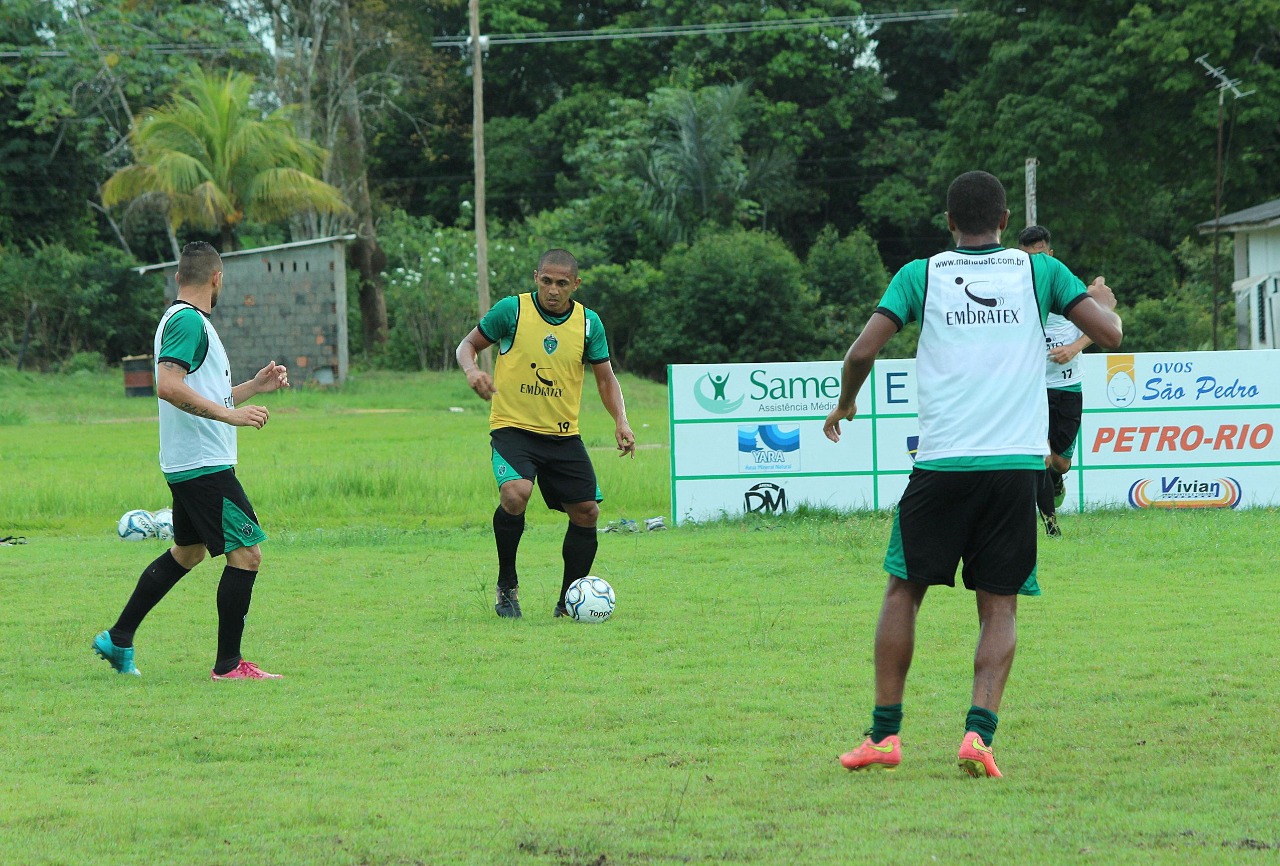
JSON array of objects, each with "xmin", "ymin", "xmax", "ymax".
[
  {"xmin": 1018, "ymin": 225, "xmax": 1051, "ymax": 248},
  {"xmin": 176, "ymin": 241, "xmax": 222, "ymax": 287},
  {"xmin": 537, "ymin": 248, "xmax": 578, "ymax": 276},
  {"xmin": 946, "ymin": 171, "xmax": 1007, "ymax": 234}
]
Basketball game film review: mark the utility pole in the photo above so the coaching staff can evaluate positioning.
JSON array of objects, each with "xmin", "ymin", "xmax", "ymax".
[
  {"xmin": 469, "ymin": 0, "xmax": 492, "ymax": 373},
  {"xmin": 1024, "ymin": 158, "xmax": 1038, "ymax": 228},
  {"xmin": 1196, "ymin": 54, "xmax": 1253, "ymax": 351}
]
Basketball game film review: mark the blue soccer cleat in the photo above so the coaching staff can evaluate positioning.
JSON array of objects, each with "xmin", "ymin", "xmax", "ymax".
[{"xmin": 93, "ymin": 630, "xmax": 140, "ymax": 676}]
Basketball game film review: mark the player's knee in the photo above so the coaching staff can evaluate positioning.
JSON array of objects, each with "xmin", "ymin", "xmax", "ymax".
[
  {"xmin": 228, "ymin": 544, "xmax": 262, "ymax": 571},
  {"xmin": 569, "ymin": 500, "xmax": 600, "ymax": 526},
  {"xmin": 499, "ymin": 484, "xmax": 531, "ymax": 514},
  {"xmin": 172, "ymin": 544, "xmax": 206, "ymax": 570}
]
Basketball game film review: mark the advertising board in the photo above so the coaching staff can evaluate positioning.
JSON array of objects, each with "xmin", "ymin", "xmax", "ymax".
[{"xmin": 669, "ymin": 351, "xmax": 1280, "ymax": 524}]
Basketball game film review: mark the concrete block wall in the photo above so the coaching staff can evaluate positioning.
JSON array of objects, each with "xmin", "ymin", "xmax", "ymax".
[{"xmin": 154, "ymin": 238, "xmax": 350, "ymax": 385}]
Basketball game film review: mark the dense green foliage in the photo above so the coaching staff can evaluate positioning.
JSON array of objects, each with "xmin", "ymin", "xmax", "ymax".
[
  {"xmin": 0, "ymin": 243, "xmax": 159, "ymax": 369},
  {"xmin": 1, "ymin": 0, "xmax": 1275, "ymax": 371}
]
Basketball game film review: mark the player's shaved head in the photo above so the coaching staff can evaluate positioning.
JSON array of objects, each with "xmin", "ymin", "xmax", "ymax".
[
  {"xmin": 946, "ymin": 171, "xmax": 1007, "ymax": 235},
  {"xmin": 176, "ymin": 241, "xmax": 223, "ymax": 288},
  {"xmin": 537, "ymin": 248, "xmax": 578, "ymax": 276}
]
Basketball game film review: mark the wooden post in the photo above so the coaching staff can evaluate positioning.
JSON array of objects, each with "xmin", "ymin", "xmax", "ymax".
[{"xmin": 469, "ymin": 0, "xmax": 492, "ymax": 374}]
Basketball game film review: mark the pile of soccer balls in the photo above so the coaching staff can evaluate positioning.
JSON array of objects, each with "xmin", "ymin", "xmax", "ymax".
[{"xmin": 116, "ymin": 508, "xmax": 174, "ymax": 541}]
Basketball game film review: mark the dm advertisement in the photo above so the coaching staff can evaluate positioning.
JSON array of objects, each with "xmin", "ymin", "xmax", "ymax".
[{"xmin": 670, "ymin": 351, "xmax": 1280, "ymax": 525}]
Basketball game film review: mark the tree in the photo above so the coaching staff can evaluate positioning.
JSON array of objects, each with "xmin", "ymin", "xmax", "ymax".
[
  {"xmin": 856, "ymin": 118, "xmax": 949, "ymax": 267},
  {"xmin": 804, "ymin": 225, "xmax": 892, "ymax": 358},
  {"xmin": 393, "ymin": 0, "xmax": 884, "ymax": 253},
  {"xmin": 627, "ymin": 228, "xmax": 820, "ymax": 377},
  {"xmin": 0, "ymin": 243, "xmax": 158, "ymax": 368},
  {"xmin": 931, "ymin": 1, "xmax": 1280, "ymax": 284},
  {"xmin": 0, "ymin": 1, "xmax": 98, "ymax": 250},
  {"xmin": 2, "ymin": 0, "xmax": 264, "ymax": 259},
  {"xmin": 101, "ymin": 66, "xmax": 350, "ymax": 252},
  {"xmin": 243, "ymin": 0, "xmax": 445, "ymax": 347}
]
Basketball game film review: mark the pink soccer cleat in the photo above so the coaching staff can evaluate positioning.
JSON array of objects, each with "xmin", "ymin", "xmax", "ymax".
[
  {"xmin": 840, "ymin": 734, "xmax": 902, "ymax": 771},
  {"xmin": 957, "ymin": 732, "xmax": 1003, "ymax": 778},
  {"xmin": 210, "ymin": 660, "xmax": 283, "ymax": 681}
]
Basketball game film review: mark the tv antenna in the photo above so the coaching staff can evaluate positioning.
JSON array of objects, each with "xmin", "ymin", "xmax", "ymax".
[{"xmin": 1195, "ymin": 54, "xmax": 1253, "ymax": 350}]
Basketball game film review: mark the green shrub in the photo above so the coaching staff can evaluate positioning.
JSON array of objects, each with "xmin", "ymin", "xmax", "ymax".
[
  {"xmin": 0, "ymin": 243, "xmax": 156, "ymax": 369},
  {"xmin": 627, "ymin": 228, "xmax": 819, "ymax": 377},
  {"xmin": 61, "ymin": 351, "xmax": 106, "ymax": 374}
]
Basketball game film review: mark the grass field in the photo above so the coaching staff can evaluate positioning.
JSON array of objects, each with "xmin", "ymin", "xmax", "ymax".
[{"xmin": 1, "ymin": 367, "xmax": 1278, "ymax": 865}]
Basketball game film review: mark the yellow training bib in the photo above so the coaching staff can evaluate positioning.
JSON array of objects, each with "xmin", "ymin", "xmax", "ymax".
[{"xmin": 489, "ymin": 293, "xmax": 587, "ymax": 435}]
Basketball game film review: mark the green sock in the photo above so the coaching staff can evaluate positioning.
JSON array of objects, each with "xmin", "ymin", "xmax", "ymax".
[
  {"xmin": 965, "ymin": 705, "xmax": 998, "ymax": 746},
  {"xmin": 869, "ymin": 704, "xmax": 903, "ymax": 743}
]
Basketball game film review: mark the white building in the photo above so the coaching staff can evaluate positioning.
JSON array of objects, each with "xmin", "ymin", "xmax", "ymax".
[{"xmin": 1198, "ymin": 199, "xmax": 1280, "ymax": 350}]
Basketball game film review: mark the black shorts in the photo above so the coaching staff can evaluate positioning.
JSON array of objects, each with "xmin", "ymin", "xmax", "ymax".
[
  {"xmin": 883, "ymin": 468, "xmax": 1038, "ymax": 595},
  {"xmin": 490, "ymin": 427, "xmax": 602, "ymax": 513},
  {"xmin": 1047, "ymin": 388, "xmax": 1083, "ymax": 459},
  {"xmin": 168, "ymin": 468, "xmax": 266, "ymax": 556}
]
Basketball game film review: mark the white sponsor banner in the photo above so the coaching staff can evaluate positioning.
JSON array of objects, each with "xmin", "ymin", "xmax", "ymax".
[
  {"xmin": 669, "ymin": 351, "xmax": 1280, "ymax": 524},
  {"xmin": 1078, "ymin": 350, "xmax": 1280, "ymax": 508}
]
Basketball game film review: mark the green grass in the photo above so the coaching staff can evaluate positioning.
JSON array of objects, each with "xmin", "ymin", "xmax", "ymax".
[
  {"xmin": 2, "ymin": 367, "xmax": 1278, "ymax": 865},
  {"xmin": 0, "ymin": 366, "xmax": 670, "ymax": 533}
]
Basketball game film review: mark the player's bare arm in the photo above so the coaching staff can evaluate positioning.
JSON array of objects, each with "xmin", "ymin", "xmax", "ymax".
[
  {"xmin": 592, "ymin": 361, "xmax": 635, "ymax": 458},
  {"xmin": 232, "ymin": 361, "xmax": 290, "ymax": 405},
  {"xmin": 157, "ymin": 360, "xmax": 270, "ymax": 429},
  {"xmin": 1049, "ymin": 333, "xmax": 1093, "ymax": 365},
  {"xmin": 456, "ymin": 327, "xmax": 497, "ymax": 401},
  {"xmin": 1067, "ymin": 277, "xmax": 1123, "ymax": 350},
  {"xmin": 824, "ymin": 312, "xmax": 898, "ymax": 442}
]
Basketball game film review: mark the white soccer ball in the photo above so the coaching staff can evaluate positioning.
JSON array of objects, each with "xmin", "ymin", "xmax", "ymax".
[
  {"xmin": 151, "ymin": 508, "xmax": 174, "ymax": 540},
  {"xmin": 564, "ymin": 576, "xmax": 616, "ymax": 622},
  {"xmin": 117, "ymin": 509, "xmax": 157, "ymax": 541}
]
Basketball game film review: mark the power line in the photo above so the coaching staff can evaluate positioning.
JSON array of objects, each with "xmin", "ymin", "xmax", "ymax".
[
  {"xmin": 434, "ymin": 9, "xmax": 961, "ymax": 48},
  {"xmin": 0, "ymin": 42, "xmax": 264, "ymax": 59},
  {"xmin": 0, "ymin": 9, "xmax": 961, "ymax": 58}
]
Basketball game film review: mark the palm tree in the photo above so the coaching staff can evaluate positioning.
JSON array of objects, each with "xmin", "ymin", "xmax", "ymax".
[
  {"xmin": 102, "ymin": 66, "xmax": 350, "ymax": 252},
  {"xmin": 636, "ymin": 82, "xmax": 796, "ymax": 245}
]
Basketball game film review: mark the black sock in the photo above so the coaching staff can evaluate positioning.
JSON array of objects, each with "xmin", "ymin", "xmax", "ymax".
[
  {"xmin": 214, "ymin": 566, "xmax": 257, "ymax": 674},
  {"xmin": 110, "ymin": 550, "xmax": 192, "ymax": 646},
  {"xmin": 560, "ymin": 522, "xmax": 599, "ymax": 603},
  {"xmin": 1036, "ymin": 468, "xmax": 1055, "ymax": 516},
  {"xmin": 493, "ymin": 506, "xmax": 525, "ymax": 590}
]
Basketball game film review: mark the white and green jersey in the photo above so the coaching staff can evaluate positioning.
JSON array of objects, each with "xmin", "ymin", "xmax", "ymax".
[
  {"xmin": 153, "ymin": 302, "xmax": 236, "ymax": 476},
  {"xmin": 1045, "ymin": 312, "xmax": 1084, "ymax": 392},
  {"xmin": 876, "ymin": 246, "xmax": 1089, "ymax": 470}
]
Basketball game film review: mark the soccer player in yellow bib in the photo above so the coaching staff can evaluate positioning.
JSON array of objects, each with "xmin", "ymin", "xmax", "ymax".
[{"xmin": 456, "ymin": 249, "xmax": 636, "ymax": 618}]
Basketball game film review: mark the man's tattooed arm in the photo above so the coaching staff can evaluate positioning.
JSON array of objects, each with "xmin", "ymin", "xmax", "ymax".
[
  {"xmin": 159, "ymin": 360, "xmax": 223, "ymax": 420},
  {"xmin": 174, "ymin": 401, "xmax": 220, "ymax": 419}
]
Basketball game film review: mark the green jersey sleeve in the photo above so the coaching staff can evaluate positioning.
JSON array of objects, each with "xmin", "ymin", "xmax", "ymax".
[
  {"xmin": 583, "ymin": 309, "xmax": 610, "ymax": 364},
  {"xmin": 1031, "ymin": 255, "xmax": 1089, "ymax": 321},
  {"xmin": 478, "ymin": 295, "xmax": 520, "ymax": 346},
  {"xmin": 158, "ymin": 306, "xmax": 209, "ymax": 373},
  {"xmin": 875, "ymin": 259, "xmax": 928, "ymax": 328}
]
